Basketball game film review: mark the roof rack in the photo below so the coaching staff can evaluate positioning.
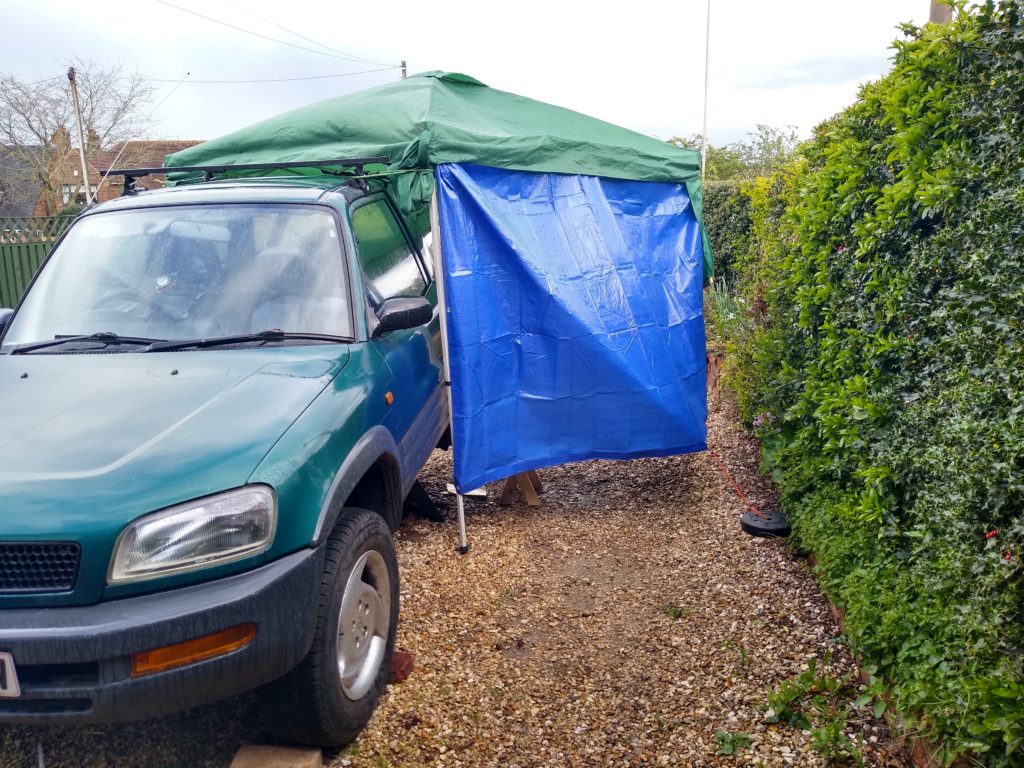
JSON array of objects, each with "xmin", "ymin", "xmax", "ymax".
[{"xmin": 100, "ymin": 157, "xmax": 391, "ymax": 196}]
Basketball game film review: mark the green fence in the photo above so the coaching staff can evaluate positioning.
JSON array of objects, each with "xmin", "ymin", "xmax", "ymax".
[{"xmin": 0, "ymin": 216, "xmax": 75, "ymax": 307}]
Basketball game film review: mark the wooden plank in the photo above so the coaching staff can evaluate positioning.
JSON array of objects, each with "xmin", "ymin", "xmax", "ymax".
[
  {"xmin": 229, "ymin": 745, "xmax": 322, "ymax": 768},
  {"xmin": 0, "ymin": 246, "xmax": 16, "ymax": 307},
  {"xmin": 498, "ymin": 476, "xmax": 518, "ymax": 505},
  {"xmin": 10, "ymin": 246, "xmax": 26, "ymax": 301},
  {"xmin": 518, "ymin": 473, "xmax": 541, "ymax": 506},
  {"xmin": 497, "ymin": 472, "xmax": 542, "ymax": 507},
  {"xmin": 526, "ymin": 469, "xmax": 544, "ymax": 493},
  {"xmin": 0, "ymin": 247, "xmax": 11, "ymax": 307},
  {"xmin": 28, "ymin": 242, "xmax": 44, "ymax": 285}
]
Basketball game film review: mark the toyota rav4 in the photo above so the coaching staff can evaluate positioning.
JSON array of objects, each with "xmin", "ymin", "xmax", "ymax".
[{"xmin": 0, "ymin": 164, "xmax": 448, "ymax": 746}]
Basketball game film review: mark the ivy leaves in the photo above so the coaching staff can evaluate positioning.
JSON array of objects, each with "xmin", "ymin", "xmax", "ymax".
[{"xmin": 714, "ymin": 2, "xmax": 1024, "ymax": 764}]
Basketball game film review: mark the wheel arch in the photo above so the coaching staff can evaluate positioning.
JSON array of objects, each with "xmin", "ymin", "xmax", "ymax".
[{"xmin": 313, "ymin": 426, "xmax": 403, "ymax": 541}]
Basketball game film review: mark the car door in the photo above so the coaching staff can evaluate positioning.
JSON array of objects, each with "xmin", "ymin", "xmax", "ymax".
[{"xmin": 349, "ymin": 194, "xmax": 445, "ymax": 492}]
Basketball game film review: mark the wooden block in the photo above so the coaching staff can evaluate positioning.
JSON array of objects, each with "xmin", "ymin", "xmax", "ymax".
[
  {"xmin": 497, "ymin": 472, "xmax": 541, "ymax": 506},
  {"xmin": 526, "ymin": 469, "xmax": 544, "ymax": 493},
  {"xmin": 497, "ymin": 476, "xmax": 518, "ymax": 505},
  {"xmin": 230, "ymin": 745, "xmax": 323, "ymax": 768},
  {"xmin": 446, "ymin": 482, "xmax": 487, "ymax": 498},
  {"xmin": 390, "ymin": 650, "xmax": 414, "ymax": 684},
  {"xmin": 518, "ymin": 473, "xmax": 541, "ymax": 506}
]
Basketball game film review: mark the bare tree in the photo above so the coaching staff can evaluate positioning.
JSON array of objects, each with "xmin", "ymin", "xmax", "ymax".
[
  {"xmin": 669, "ymin": 135, "xmax": 747, "ymax": 181},
  {"xmin": 735, "ymin": 124, "xmax": 800, "ymax": 179},
  {"xmin": 0, "ymin": 58, "xmax": 155, "ymax": 214},
  {"xmin": 669, "ymin": 125, "xmax": 799, "ymax": 182}
]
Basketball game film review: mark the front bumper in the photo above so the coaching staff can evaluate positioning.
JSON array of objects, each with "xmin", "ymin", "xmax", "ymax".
[{"xmin": 0, "ymin": 546, "xmax": 322, "ymax": 723}]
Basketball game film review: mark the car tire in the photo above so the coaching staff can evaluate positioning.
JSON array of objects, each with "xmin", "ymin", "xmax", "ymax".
[{"xmin": 266, "ymin": 507, "xmax": 399, "ymax": 747}]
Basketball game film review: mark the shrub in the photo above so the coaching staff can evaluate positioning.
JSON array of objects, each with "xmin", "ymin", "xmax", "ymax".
[
  {"xmin": 702, "ymin": 180, "xmax": 748, "ymax": 286},
  {"xmin": 721, "ymin": 3, "xmax": 1024, "ymax": 763}
]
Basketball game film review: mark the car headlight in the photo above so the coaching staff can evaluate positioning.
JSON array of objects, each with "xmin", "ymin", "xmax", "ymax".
[{"xmin": 108, "ymin": 486, "xmax": 277, "ymax": 584}]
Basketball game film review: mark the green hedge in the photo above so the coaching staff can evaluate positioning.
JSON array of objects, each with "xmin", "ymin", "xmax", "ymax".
[
  {"xmin": 702, "ymin": 181, "xmax": 747, "ymax": 287},
  {"xmin": 722, "ymin": 4, "xmax": 1024, "ymax": 764}
]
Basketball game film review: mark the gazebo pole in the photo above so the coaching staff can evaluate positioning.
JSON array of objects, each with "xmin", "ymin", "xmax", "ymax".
[
  {"xmin": 429, "ymin": 182, "xmax": 470, "ymax": 554},
  {"xmin": 701, "ymin": 0, "xmax": 711, "ymax": 183}
]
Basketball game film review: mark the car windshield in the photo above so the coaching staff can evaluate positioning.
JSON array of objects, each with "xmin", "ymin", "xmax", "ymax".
[{"xmin": 1, "ymin": 204, "xmax": 352, "ymax": 350}]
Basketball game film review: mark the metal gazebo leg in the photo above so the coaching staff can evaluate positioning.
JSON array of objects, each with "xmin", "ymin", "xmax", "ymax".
[
  {"xmin": 456, "ymin": 493, "xmax": 469, "ymax": 555},
  {"xmin": 430, "ymin": 183, "xmax": 470, "ymax": 555}
]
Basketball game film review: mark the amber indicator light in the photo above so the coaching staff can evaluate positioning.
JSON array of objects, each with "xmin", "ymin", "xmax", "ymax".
[
  {"xmin": 131, "ymin": 622, "xmax": 256, "ymax": 677},
  {"xmin": 385, "ymin": 391, "xmax": 394, "ymax": 405}
]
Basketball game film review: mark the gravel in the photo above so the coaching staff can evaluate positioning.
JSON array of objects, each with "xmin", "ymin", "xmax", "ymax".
[
  {"xmin": 337, "ymin": 395, "xmax": 907, "ymax": 768},
  {"xmin": 0, "ymin": 394, "xmax": 908, "ymax": 767}
]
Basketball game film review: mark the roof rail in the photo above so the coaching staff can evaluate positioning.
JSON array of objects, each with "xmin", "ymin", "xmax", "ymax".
[{"xmin": 99, "ymin": 157, "xmax": 391, "ymax": 196}]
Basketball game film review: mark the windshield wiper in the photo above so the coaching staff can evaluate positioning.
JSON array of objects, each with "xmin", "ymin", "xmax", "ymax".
[
  {"xmin": 145, "ymin": 330, "xmax": 348, "ymax": 352},
  {"xmin": 9, "ymin": 332, "xmax": 166, "ymax": 355}
]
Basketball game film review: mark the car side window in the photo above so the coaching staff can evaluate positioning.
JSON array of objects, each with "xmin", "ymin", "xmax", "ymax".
[
  {"xmin": 350, "ymin": 199, "xmax": 426, "ymax": 307},
  {"xmin": 408, "ymin": 206, "xmax": 435, "ymax": 280},
  {"xmin": 420, "ymin": 230, "xmax": 435, "ymax": 279}
]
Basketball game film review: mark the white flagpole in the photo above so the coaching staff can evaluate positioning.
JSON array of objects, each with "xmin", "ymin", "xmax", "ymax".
[
  {"xmin": 429, "ymin": 182, "xmax": 470, "ymax": 554},
  {"xmin": 701, "ymin": 0, "xmax": 712, "ymax": 183}
]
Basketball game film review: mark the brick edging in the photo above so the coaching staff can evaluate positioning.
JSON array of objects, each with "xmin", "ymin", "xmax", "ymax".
[{"xmin": 824, "ymin": 599, "xmax": 970, "ymax": 767}]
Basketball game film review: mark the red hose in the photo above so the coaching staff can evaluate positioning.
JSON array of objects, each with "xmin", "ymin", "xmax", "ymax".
[{"xmin": 708, "ymin": 449, "xmax": 770, "ymax": 521}]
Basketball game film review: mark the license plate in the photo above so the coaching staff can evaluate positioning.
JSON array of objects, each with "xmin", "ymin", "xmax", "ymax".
[{"xmin": 0, "ymin": 653, "xmax": 20, "ymax": 698}]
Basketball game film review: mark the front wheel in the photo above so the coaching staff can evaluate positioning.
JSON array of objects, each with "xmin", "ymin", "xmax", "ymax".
[{"xmin": 267, "ymin": 508, "xmax": 399, "ymax": 747}]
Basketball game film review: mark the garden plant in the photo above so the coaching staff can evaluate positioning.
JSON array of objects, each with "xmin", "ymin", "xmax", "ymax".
[{"xmin": 710, "ymin": 2, "xmax": 1024, "ymax": 764}]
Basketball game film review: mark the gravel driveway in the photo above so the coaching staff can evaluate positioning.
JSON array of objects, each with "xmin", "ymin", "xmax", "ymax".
[{"xmin": 0, "ymin": 396, "xmax": 907, "ymax": 767}]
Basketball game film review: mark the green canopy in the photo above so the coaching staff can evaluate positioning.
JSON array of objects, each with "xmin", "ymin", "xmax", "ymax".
[{"xmin": 167, "ymin": 71, "xmax": 711, "ymax": 275}]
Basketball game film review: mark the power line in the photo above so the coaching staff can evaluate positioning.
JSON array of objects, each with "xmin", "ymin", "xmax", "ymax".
[
  {"xmin": 150, "ymin": 72, "xmax": 192, "ymax": 110},
  {"xmin": 221, "ymin": 0, "xmax": 387, "ymax": 66},
  {"xmin": 94, "ymin": 72, "xmax": 193, "ymax": 197},
  {"xmin": 154, "ymin": 0, "xmax": 397, "ymax": 66},
  {"xmin": 23, "ymin": 75, "xmax": 65, "ymax": 86},
  {"xmin": 136, "ymin": 66, "xmax": 400, "ymax": 84}
]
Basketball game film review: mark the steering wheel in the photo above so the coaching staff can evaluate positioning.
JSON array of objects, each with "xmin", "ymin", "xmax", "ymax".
[{"xmin": 80, "ymin": 287, "xmax": 189, "ymax": 322}]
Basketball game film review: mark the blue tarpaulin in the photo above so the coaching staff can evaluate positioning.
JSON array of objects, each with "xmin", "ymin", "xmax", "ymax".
[{"xmin": 436, "ymin": 163, "xmax": 707, "ymax": 493}]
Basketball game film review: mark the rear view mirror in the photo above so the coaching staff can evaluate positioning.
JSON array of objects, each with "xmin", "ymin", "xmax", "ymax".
[
  {"xmin": 168, "ymin": 221, "xmax": 231, "ymax": 242},
  {"xmin": 0, "ymin": 308, "xmax": 13, "ymax": 336},
  {"xmin": 373, "ymin": 297, "xmax": 432, "ymax": 337}
]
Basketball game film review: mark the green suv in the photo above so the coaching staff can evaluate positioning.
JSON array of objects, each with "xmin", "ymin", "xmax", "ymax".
[{"xmin": 0, "ymin": 170, "xmax": 448, "ymax": 745}]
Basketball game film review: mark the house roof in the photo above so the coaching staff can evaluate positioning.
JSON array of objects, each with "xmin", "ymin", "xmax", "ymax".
[
  {"xmin": 0, "ymin": 145, "xmax": 50, "ymax": 218},
  {"xmin": 96, "ymin": 140, "xmax": 204, "ymax": 173}
]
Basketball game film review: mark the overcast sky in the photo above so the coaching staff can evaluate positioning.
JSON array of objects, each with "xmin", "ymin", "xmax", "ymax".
[{"xmin": 7, "ymin": 0, "xmax": 931, "ymax": 147}]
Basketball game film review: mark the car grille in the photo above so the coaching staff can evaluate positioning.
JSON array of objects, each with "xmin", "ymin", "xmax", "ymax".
[{"xmin": 0, "ymin": 542, "xmax": 81, "ymax": 593}]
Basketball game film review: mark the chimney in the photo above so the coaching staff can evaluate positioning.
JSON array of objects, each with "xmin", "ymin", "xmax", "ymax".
[
  {"xmin": 51, "ymin": 126, "xmax": 71, "ymax": 152},
  {"xmin": 86, "ymin": 129, "xmax": 101, "ymax": 156}
]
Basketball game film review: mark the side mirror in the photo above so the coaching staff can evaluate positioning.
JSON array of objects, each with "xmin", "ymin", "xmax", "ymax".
[
  {"xmin": 0, "ymin": 309, "xmax": 13, "ymax": 336},
  {"xmin": 372, "ymin": 297, "xmax": 432, "ymax": 338}
]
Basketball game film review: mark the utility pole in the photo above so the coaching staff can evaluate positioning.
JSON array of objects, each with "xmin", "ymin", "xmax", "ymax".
[
  {"xmin": 67, "ymin": 67, "xmax": 93, "ymax": 205},
  {"xmin": 930, "ymin": 1, "xmax": 952, "ymax": 24},
  {"xmin": 700, "ymin": 0, "xmax": 711, "ymax": 182},
  {"xmin": 401, "ymin": 60, "xmax": 407, "ymax": 79}
]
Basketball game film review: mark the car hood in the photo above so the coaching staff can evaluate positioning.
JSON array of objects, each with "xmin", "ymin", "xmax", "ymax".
[{"xmin": 0, "ymin": 348, "xmax": 347, "ymax": 547}]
